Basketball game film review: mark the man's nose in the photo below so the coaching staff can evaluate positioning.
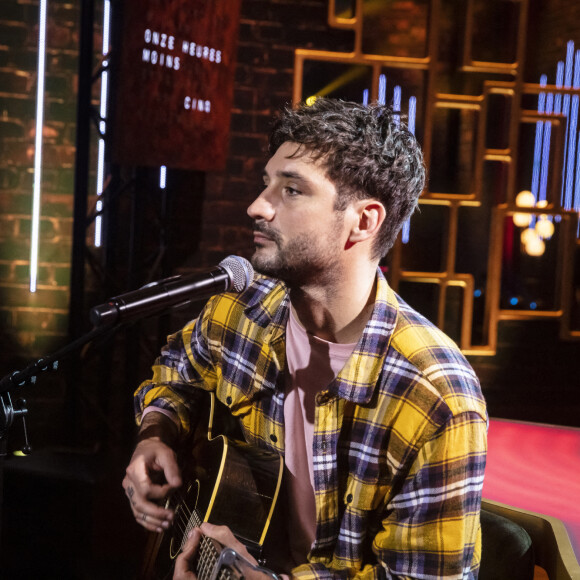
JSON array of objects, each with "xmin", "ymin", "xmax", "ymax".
[{"xmin": 247, "ymin": 191, "xmax": 275, "ymax": 221}]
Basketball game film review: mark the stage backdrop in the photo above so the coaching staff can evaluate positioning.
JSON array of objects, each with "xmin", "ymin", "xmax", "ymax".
[{"xmin": 111, "ymin": 0, "xmax": 241, "ymax": 170}]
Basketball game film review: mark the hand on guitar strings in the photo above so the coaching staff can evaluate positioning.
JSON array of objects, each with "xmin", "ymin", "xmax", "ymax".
[
  {"xmin": 123, "ymin": 435, "xmax": 183, "ymax": 533},
  {"xmin": 174, "ymin": 522, "xmax": 276, "ymax": 580}
]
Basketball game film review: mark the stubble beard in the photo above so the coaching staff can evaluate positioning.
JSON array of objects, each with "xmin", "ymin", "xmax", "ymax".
[{"xmin": 251, "ymin": 221, "xmax": 344, "ymax": 288}]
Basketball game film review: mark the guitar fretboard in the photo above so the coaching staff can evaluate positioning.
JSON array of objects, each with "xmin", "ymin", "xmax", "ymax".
[{"xmin": 179, "ymin": 507, "xmax": 237, "ymax": 580}]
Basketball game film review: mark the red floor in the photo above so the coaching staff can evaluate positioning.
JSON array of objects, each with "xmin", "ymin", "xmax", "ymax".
[{"xmin": 482, "ymin": 419, "xmax": 580, "ymax": 560}]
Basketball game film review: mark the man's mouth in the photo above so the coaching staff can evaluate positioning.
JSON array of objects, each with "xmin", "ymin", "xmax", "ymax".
[
  {"xmin": 253, "ymin": 224, "xmax": 279, "ymax": 244},
  {"xmin": 253, "ymin": 231, "xmax": 272, "ymax": 244}
]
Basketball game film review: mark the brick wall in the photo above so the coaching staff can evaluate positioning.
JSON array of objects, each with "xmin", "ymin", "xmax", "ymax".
[
  {"xmin": 197, "ymin": 0, "xmax": 353, "ymax": 267},
  {"xmin": 0, "ymin": 0, "xmax": 78, "ymax": 370},
  {"xmin": 0, "ymin": 0, "xmax": 354, "ymax": 447}
]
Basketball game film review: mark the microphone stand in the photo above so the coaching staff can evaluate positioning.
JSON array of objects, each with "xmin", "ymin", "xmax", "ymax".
[{"xmin": 0, "ymin": 321, "xmax": 118, "ymax": 557}]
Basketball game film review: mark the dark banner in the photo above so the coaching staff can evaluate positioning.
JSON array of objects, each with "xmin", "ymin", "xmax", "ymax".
[{"xmin": 111, "ymin": 0, "xmax": 241, "ymax": 170}]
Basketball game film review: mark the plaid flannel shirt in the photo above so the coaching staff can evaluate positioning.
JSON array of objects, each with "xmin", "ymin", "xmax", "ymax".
[{"xmin": 135, "ymin": 269, "xmax": 488, "ymax": 580}]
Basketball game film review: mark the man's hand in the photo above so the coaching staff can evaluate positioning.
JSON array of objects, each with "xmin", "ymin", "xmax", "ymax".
[
  {"xmin": 123, "ymin": 412, "xmax": 182, "ymax": 532},
  {"xmin": 173, "ymin": 523, "xmax": 274, "ymax": 580}
]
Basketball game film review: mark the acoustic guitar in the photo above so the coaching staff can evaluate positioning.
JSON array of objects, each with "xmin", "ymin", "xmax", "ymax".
[{"xmin": 140, "ymin": 393, "xmax": 284, "ymax": 580}]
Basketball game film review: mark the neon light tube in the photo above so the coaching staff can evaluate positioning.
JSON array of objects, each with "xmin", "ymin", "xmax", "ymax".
[
  {"xmin": 393, "ymin": 85, "xmax": 401, "ymax": 125},
  {"xmin": 408, "ymin": 96, "xmax": 416, "ymax": 135},
  {"xmin": 94, "ymin": 0, "xmax": 111, "ymax": 247},
  {"xmin": 362, "ymin": 88, "xmax": 369, "ymax": 106},
  {"xmin": 531, "ymin": 76, "xmax": 547, "ymax": 198},
  {"xmin": 378, "ymin": 74, "xmax": 386, "ymax": 105},
  {"xmin": 102, "ymin": 0, "xmax": 111, "ymax": 55},
  {"xmin": 160, "ymin": 166, "xmax": 167, "ymax": 189},
  {"xmin": 564, "ymin": 51, "xmax": 580, "ymax": 211},
  {"xmin": 30, "ymin": 0, "xmax": 48, "ymax": 292},
  {"xmin": 539, "ymin": 92, "xmax": 553, "ymax": 204}
]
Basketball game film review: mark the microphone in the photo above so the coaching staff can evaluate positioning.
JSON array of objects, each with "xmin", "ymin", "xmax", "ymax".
[{"xmin": 90, "ymin": 255, "xmax": 254, "ymax": 327}]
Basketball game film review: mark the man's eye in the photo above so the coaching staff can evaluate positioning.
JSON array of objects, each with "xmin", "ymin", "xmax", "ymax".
[{"xmin": 285, "ymin": 186, "xmax": 301, "ymax": 196}]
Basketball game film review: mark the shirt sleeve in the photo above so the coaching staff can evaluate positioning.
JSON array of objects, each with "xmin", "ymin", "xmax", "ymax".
[
  {"xmin": 374, "ymin": 410, "xmax": 487, "ymax": 579},
  {"xmin": 291, "ymin": 411, "xmax": 487, "ymax": 580},
  {"xmin": 133, "ymin": 302, "xmax": 217, "ymax": 436}
]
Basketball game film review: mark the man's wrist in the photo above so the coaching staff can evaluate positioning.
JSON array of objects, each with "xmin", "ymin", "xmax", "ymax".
[{"xmin": 137, "ymin": 410, "xmax": 179, "ymax": 446}]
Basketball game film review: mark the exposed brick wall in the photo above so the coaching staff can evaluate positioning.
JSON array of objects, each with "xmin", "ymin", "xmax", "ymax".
[
  {"xmin": 0, "ymin": 0, "xmax": 355, "ymax": 446},
  {"xmin": 197, "ymin": 0, "xmax": 353, "ymax": 268},
  {"xmin": 0, "ymin": 0, "xmax": 78, "ymax": 369}
]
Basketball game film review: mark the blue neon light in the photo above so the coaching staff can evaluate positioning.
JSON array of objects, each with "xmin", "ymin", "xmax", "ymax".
[
  {"xmin": 378, "ymin": 74, "xmax": 386, "ymax": 105},
  {"xmin": 539, "ymin": 92, "xmax": 553, "ymax": 204},
  {"xmin": 532, "ymin": 76, "xmax": 547, "ymax": 199},
  {"xmin": 408, "ymin": 96, "xmax": 416, "ymax": 135},
  {"xmin": 362, "ymin": 88, "xmax": 369, "ymax": 106},
  {"xmin": 393, "ymin": 86, "xmax": 401, "ymax": 126}
]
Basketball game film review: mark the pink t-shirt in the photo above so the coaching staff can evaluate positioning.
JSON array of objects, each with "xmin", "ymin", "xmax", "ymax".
[{"xmin": 284, "ymin": 307, "xmax": 357, "ymax": 567}]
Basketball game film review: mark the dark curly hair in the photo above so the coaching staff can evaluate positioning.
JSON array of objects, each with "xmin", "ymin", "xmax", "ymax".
[{"xmin": 269, "ymin": 98, "xmax": 426, "ymax": 259}]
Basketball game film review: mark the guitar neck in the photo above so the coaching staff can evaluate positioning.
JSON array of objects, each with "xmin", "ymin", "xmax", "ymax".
[{"xmin": 197, "ymin": 534, "xmax": 246, "ymax": 580}]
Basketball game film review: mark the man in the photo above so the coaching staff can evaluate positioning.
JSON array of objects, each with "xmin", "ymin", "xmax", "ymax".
[{"xmin": 123, "ymin": 98, "xmax": 488, "ymax": 579}]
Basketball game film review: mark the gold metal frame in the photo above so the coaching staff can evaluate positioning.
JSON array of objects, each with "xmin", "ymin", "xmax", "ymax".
[{"xmin": 293, "ymin": 0, "xmax": 580, "ymax": 354}]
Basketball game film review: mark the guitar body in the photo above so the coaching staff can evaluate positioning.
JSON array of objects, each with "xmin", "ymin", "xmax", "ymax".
[{"xmin": 140, "ymin": 396, "xmax": 283, "ymax": 580}]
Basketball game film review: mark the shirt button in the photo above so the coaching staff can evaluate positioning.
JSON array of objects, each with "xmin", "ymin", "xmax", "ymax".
[
  {"xmin": 270, "ymin": 434, "xmax": 278, "ymax": 443},
  {"xmin": 316, "ymin": 392, "xmax": 329, "ymax": 405},
  {"xmin": 321, "ymin": 440, "xmax": 328, "ymax": 451},
  {"xmin": 226, "ymin": 396, "xmax": 232, "ymax": 405},
  {"xmin": 346, "ymin": 493, "xmax": 353, "ymax": 503}
]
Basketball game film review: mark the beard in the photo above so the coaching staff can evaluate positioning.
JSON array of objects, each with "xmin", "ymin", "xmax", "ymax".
[{"xmin": 251, "ymin": 220, "xmax": 344, "ymax": 287}]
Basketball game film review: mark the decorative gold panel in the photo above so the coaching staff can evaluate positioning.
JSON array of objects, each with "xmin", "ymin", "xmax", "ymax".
[{"xmin": 293, "ymin": 0, "xmax": 580, "ymax": 354}]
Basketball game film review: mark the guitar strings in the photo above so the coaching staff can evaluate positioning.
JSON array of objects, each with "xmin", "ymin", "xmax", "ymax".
[{"xmin": 163, "ymin": 490, "xmax": 225, "ymax": 579}]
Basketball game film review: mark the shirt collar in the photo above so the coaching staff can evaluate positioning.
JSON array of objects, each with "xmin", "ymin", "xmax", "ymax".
[
  {"xmin": 244, "ymin": 269, "xmax": 399, "ymax": 403},
  {"xmin": 332, "ymin": 268, "xmax": 399, "ymax": 404}
]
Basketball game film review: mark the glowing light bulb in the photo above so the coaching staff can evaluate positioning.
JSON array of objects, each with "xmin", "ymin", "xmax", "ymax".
[
  {"xmin": 513, "ymin": 212, "xmax": 532, "ymax": 227},
  {"xmin": 516, "ymin": 190, "xmax": 536, "ymax": 207},
  {"xmin": 521, "ymin": 228, "xmax": 537, "ymax": 245},
  {"xmin": 525, "ymin": 234, "xmax": 546, "ymax": 256},
  {"xmin": 535, "ymin": 217, "xmax": 555, "ymax": 239}
]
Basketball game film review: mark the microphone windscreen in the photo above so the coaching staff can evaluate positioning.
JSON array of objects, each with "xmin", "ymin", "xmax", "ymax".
[{"xmin": 219, "ymin": 255, "xmax": 254, "ymax": 292}]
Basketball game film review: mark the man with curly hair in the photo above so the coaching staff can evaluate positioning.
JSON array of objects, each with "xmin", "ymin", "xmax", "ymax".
[{"xmin": 123, "ymin": 99, "xmax": 487, "ymax": 579}]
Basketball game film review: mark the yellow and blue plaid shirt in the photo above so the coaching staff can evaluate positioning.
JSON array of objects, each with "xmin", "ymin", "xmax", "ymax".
[{"xmin": 135, "ymin": 270, "xmax": 488, "ymax": 579}]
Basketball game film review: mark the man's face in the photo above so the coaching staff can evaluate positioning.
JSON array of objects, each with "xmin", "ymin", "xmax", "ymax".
[{"xmin": 247, "ymin": 142, "xmax": 348, "ymax": 286}]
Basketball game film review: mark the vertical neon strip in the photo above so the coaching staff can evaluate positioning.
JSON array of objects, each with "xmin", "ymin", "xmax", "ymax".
[
  {"xmin": 539, "ymin": 92, "xmax": 553, "ymax": 204},
  {"xmin": 408, "ymin": 96, "xmax": 416, "ymax": 135},
  {"xmin": 402, "ymin": 96, "xmax": 417, "ymax": 244},
  {"xmin": 95, "ymin": 199, "xmax": 103, "ymax": 247},
  {"xmin": 560, "ymin": 42, "xmax": 574, "ymax": 206},
  {"xmin": 102, "ymin": 0, "xmax": 111, "ymax": 54},
  {"xmin": 531, "ymin": 76, "xmax": 547, "ymax": 199},
  {"xmin": 160, "ymin": 166, "xmax": 167, "ymax": 189},
  {"xmin": 393, "ymin": 85, "xmax": 401, "ymax": 125},
  {"xmin": 94, "ymin": 138, "xmax": 105, "ymax": 247},
  {"xmin": 378, "ymin": 74, "xmax": 386, "ymax": 105},
  {"xmin": 565, "ymin": 52, "xmax": 580, "ymax": 211},
  {"xmin": 30, "ymin": 0, "xmax": 48, "ymax": 292},
  {"xmin": 575, "ymin": 143, "xmax": 580, "ymax": 235},
  {"xmin": 362, "ymin": 88, "xmax": 369, "ymax": 106},
  {"xmin": 94, "ymin": 0, "xmax": 111, "ymax": 247}
]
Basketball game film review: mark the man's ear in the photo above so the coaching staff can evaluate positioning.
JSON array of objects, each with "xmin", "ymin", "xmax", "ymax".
[{"xmin": 348, "ymin": 199, "xmax": 386, "ymax": 244}]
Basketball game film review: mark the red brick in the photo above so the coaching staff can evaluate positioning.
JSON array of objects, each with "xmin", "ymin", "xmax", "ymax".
[
  {"xmin": 0, "ymin": 284, "xmax": 69, "ymax": 310},
  {"xmin": 0, "ymin": 69, "xmax": 33, "ymax": 94}
]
